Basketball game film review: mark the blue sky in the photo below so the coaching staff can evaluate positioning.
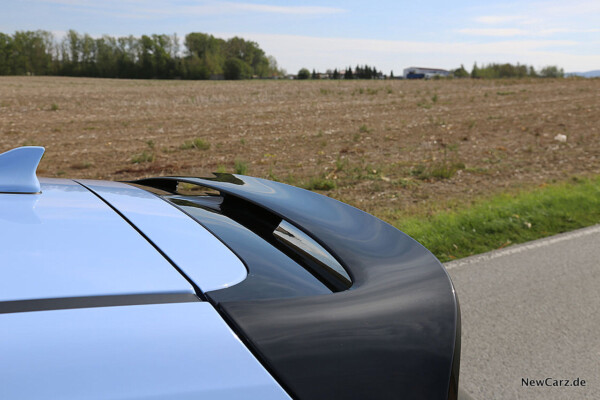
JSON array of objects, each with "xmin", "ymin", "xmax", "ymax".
[{"xmin": 2, "ymin": 0, "xmax": 600, "ymax": 73}]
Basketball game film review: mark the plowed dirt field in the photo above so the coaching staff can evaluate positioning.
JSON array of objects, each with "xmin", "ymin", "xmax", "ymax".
[{"xmin": 1, "ymin": 76, "xmax": 598, "ymax": 218}]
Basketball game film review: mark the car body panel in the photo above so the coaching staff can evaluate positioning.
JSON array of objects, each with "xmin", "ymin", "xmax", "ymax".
[
  {"xmin": 0, "ymin": 146, "xmax": 44, "ymax": 193},
  {"xmin": 78, "ymin": 179, "xmax": 247, "ymax": 292},
  {"xmin": 1, "ymin": 142, "xmax": 460, "ymax": 400},
  {"xmin": 135, "ymin": 175, "xmax": 460, "ymax": 400},
  {"xmin": 0, "ymin": 302, "xmax": 291, "ymax": 400},
  {"xmin": 0, "ymin": 178, "xmax": 194, "ymax": 302}
]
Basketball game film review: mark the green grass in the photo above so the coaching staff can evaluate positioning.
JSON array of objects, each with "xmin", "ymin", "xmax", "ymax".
[
  {"xmin": 131, "ymin": 150, "xmax": 155, "ymax": 164},
  {"xmin": 303, "ymin": 177, "xmax": 336, "ymax": 191},
  {"xmin": 394, "ymin": 177, "xmax": 600, "ymax": 262},
  {"xmin": 180, "ymin": 137, "xmax": 210, "ymax": 151},
  {"xmin": 234, "ymin": 159, "xmax": 248, "ymax": 175},
  {"xmin": 429, "ymin": 162, "xmax": 465, "ymax": 179},
  {"xmin": 411, "ymin": 161, "xmax": 465, "ymax": 180}
]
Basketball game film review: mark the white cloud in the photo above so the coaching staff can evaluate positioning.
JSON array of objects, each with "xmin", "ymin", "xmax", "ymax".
[
  {"xmin": 539, "ymin": 28, "xmax": 600, "ymax": 34},
  {"xmin": 474, "ymin": 15, "xmax": 536, "ymax": 25},
  {"xmin": 469, "ymin": 1, "xmax": 600, "ymax": 39},
  {"xmin": 458, "ymin": 28, "xmax": 528, "ymax": 37},
  {"xmin": 39, "ymin": 0, "xmax": 345, "ymax": 16},
  {"xmin": 536, "ymin": 0, "xmax": 600, "ymax": 17},
  {"xmin": 459, "ymin": 27, "xmax": 600, "ymax": 37},
  {"xmin": 222, "ymin": 3, "xmax": 344, "ymax": 15},
  {"xmin": 177, "ymin": 3, "xmax": 344, "ymax": 16}
]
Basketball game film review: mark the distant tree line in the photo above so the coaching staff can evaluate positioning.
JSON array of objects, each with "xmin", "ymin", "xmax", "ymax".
[
  {"xmin": 0, "ymin": 30, "xmax": 283, "ymax": 79},
  {"xmin": 297, "ymin": 62, "xmax": 565, "ymax": 80},
  {"xmin": 0, "ymin": 31, "xmax": 566, "ymax": 81},
  {"xmin": 453, "ymin": 63, "xmax": 565, "ymax": 79},
  {"xmin": 297, "ymin": 65, "xmax": 383, "ymax": 80}
]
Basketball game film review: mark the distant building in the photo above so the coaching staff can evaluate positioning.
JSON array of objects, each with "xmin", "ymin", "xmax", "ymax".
[{"xmin": 403, "ymin": 67, "xmax": 450, "ymax": 79}]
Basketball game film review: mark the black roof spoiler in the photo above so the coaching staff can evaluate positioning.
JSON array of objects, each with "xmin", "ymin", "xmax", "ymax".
[{"xmin": 132, "ymin": 174, "xmax": 460, "ymax": 400}]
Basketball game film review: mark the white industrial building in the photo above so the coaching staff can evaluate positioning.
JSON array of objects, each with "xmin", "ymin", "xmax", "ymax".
[{"xmin": 403, "ymin": 67, "xmax": 450, "ymax": 79}]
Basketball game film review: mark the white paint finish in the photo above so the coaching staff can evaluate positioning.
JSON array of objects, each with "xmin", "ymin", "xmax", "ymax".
[
  {"xmin": 78, "ymin": 180, "xmax": 247, "ymax": 292},
  {"xmin": 0, "ymin": 178, "xmax": 194, "ymax": 302},
  {"xmin": 0, "ymin": 302, "xmax": 291, "ymax": 400}
]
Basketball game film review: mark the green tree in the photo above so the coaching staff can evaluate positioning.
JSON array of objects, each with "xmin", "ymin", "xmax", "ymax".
[
  {"xmin": 184, "ymin": 33, "xmax": 224, "ymax": 78},
  {"xmin": 9, "ymin": 30, "xmax": 53, "ymax": 75},
  {"xmin": 469, "ymin": 63, "xmax": 561, "ymax": 79},
  {"xmin": 95, "ymin": 36, "xmax": 118, "ymax": 78},
  {"xmin": 453, "ymin": 64, "xmax": 469, "ymax": 78},
  {"xmin": 224, "ymin": 57, "xmax": 250, "ymax": 80},
  {"xmin": 79, "ymin": 34, "xmax": 97, "ymax": 76},
  {"xmin": 267, "ymin": 55, "xmax": 283, "ymax": 77},
  {"xmin": 0, "ymin": 33, "xmax": 13, "ymax": 75},
  {"xmin": 0, "ymin": 29, "xmax": 280, "ymax": 81},
  {"xmin": 471, "ymin": 62, "xmax": 479, "ymax": 79},
  {"xmin": 116, "ymin": 35, "xmax": 138, "ymax": 78},
  {"xmin": 540, "ymin": 65, "xmax": 564, "ymax": 78},
  {"xmin": 344, "ymin": 67, "xmax": 353, "ymax": 79},
  {"xmin": 528, "ymin": 66, "xmax": 537, "ymax": 77},
  {"xmin": 183, "ymin": 55, "xmax": 210, "ymax": 79},
  {"xmin": 138, "ymin": 35, "xmax": 156, "ymax": 78},
  {"xmin": 151, "ymin": 34, "xmax": 168, "ymax": 78},
  {"xmin": 66, "ymin": 30, "xmax": 80, "ymax": 71},
  {"xmin": 224, "ymin": 36, "xmax": 266, "ymax": 77},
  {"xmin": 297, "ymin": 68, "xmax": 310, "ymax": 79}
]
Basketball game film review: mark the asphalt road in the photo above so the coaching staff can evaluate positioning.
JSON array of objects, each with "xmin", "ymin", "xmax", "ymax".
[{"xmin": 446, "ymin": 225, "xmax": 600, "ymax": 400}]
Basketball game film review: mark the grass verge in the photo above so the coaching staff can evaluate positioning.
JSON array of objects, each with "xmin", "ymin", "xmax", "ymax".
[{"xmin": 394, "ymin": 176, "xmax": 600, "ymax": 262}]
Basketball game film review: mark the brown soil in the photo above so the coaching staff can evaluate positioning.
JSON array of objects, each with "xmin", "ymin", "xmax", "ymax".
[{"xmin": 1, "ymin": 76, "xmax": 599, "ymax": 218}]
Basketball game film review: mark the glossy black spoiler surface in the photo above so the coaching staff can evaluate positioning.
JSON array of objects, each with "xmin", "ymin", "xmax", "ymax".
[{"xmin": 133, "ymin": 174, "xmax": 460, "ymax": 400}]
